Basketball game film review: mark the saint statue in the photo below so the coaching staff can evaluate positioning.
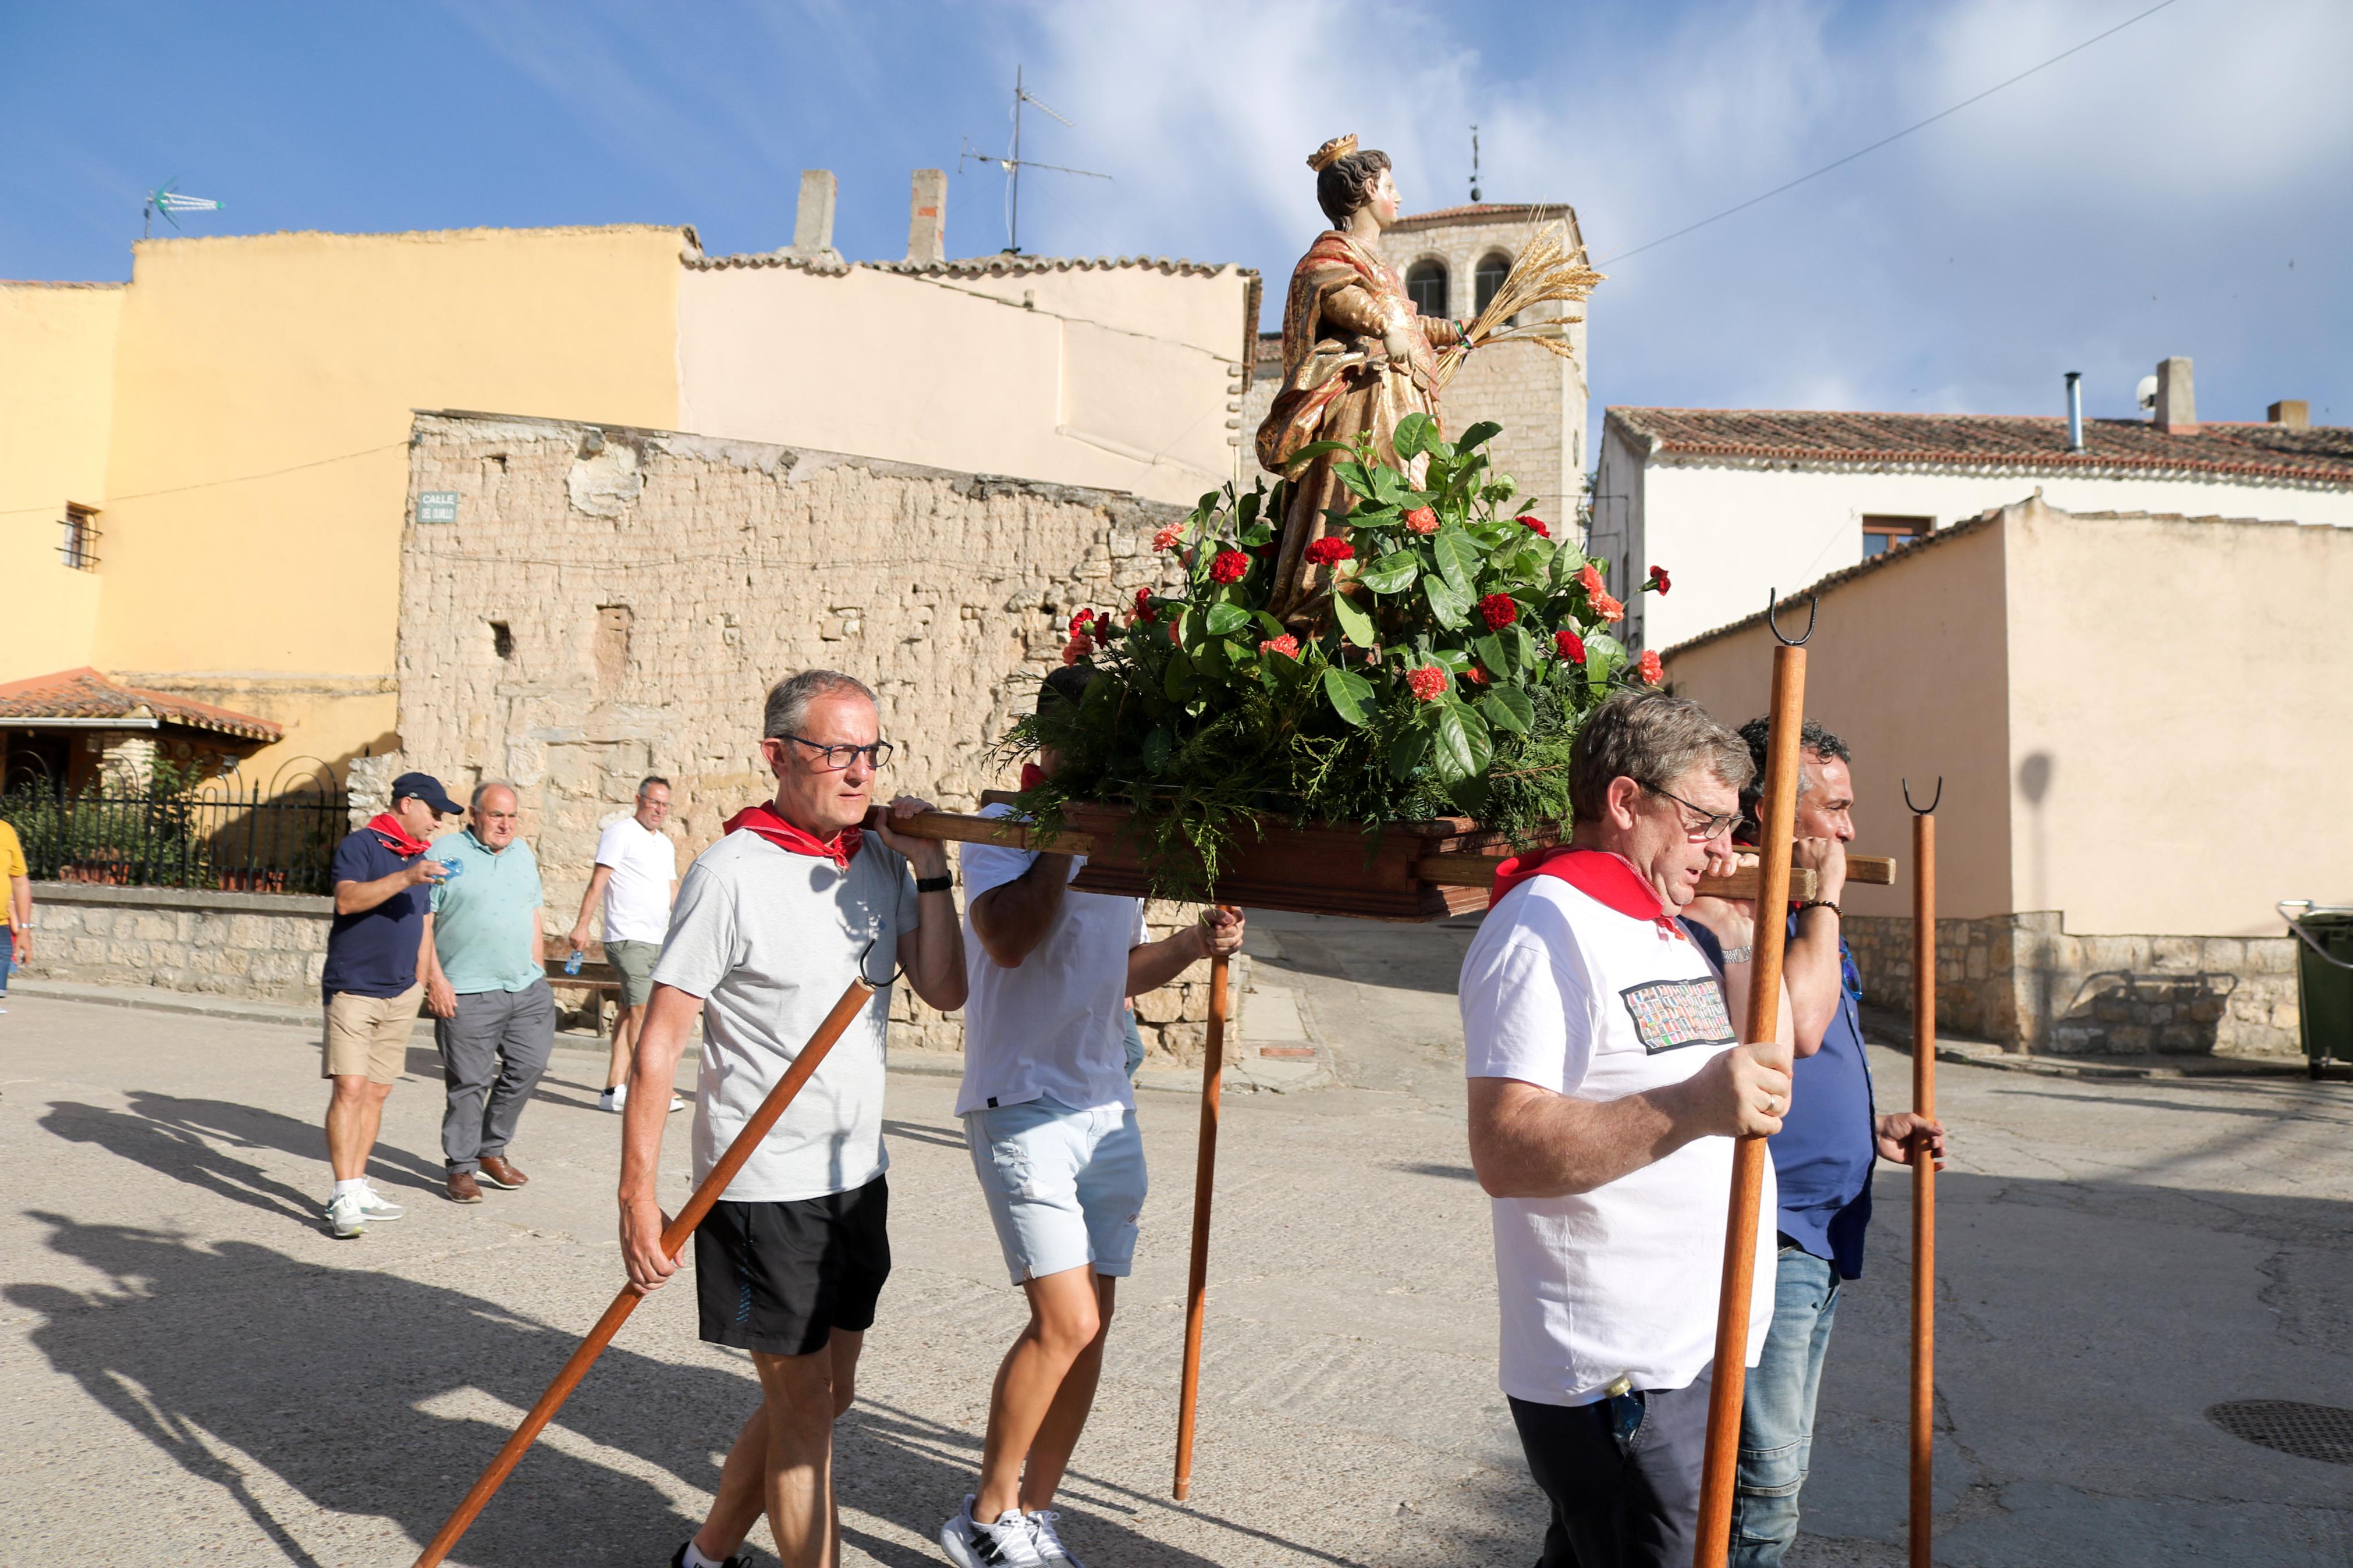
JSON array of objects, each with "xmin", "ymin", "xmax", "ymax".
[{"xmin": 1256, "ymin": 134, "xmax": 1463, "ymax": 628}]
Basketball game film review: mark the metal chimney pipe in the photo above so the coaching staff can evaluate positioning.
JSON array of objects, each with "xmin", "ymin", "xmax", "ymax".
[{"xmin": 2065, "ymin": 371, "xmax": 2084, "ymax": 452}]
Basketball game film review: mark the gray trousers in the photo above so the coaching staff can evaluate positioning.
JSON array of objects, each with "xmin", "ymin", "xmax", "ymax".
[{"xmin": 435, "ymin": 980, "xmax": 556, "ymax": 1172}]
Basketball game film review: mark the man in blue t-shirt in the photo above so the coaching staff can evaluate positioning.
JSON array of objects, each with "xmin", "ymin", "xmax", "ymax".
[
  {"xmin": 1684, "ymin": 720, "xmax": 1947, "ymax": 1567},
  {"xmin": 318, "ymin": 771, "xmax": 460, "ymax": 1239}
]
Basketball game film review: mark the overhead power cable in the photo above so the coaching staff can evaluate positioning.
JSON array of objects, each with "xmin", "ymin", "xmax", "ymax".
[{"xmin": 1596, "ymin": 0, "xmax": 2184, "ymax": 266}]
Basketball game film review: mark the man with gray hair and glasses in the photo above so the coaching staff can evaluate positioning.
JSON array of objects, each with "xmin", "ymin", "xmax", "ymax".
[
  {"xmin": 621, "ymin": 669, "xmax": 965, "ymax": 1568},
  {"xmin": 424, "ymin": 780, "xmax": 557, "ymax": 1206},
  {"xmin": 1463, "ymin": 690, "xmax": 1793, "ymax": 1568}
]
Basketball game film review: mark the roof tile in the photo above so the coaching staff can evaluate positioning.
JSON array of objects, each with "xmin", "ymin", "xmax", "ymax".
[{"xmin": 0, "ymin": 668, "xmax": 282, "ymax": 742}]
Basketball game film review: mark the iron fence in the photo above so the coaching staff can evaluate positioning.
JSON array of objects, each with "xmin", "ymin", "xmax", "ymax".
[{"xmin": 1, "ymin": 761, "xmax": 350, "ymax": 897}]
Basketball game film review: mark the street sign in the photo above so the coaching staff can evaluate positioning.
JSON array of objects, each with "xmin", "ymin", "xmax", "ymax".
[{"xmin": 418, "ymin": 491, "xmax": 459, "ymax": 524}]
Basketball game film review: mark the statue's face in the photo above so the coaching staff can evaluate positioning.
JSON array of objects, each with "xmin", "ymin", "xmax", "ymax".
[{"xmin": 1368, "ymin": 167, "xmax": 1401, "ymax": 227}]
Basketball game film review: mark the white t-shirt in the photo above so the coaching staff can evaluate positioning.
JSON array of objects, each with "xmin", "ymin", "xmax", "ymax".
[
  {"xmin": 956, "ymin": 803, "xmax": 1149, "ymax": 1118},
  {"xmin": 594, "ymin": 815, "xmax": 679, "ymax": 944},
  {"xmin": 1461, "ymin": 873, "xmax": 1776, "ymax": 1406},
  {"xmin": 651, "ymin": 830, "xmax": 918, "ymax": 1202}
]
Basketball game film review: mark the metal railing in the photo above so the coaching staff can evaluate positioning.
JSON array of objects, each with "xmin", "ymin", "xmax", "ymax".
[{"xmin": 1, "ymin": 759, "xmax": 349, "ymax": 896}]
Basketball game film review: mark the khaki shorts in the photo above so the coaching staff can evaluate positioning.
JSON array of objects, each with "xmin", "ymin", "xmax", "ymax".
[
  {"xmin": 322, "ymin": 984, "xmax": 425, "ymax": 1084},
  {"xmin": 606, "ymin": 939, "xmax": 660, "ymax": 1009}
]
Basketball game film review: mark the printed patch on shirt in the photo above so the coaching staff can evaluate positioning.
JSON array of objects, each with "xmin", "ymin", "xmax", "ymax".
[{"xmin": 1619, "ymin": 977, "xmax": 1736, "ymax": 1055}]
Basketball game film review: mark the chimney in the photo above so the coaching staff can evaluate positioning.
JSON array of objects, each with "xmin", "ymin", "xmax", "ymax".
[
  {"xmin": 792, "ymin": 170, "xmax": 837, "ymax": 254},
  {"xmin": 2269, "ymin": 399, "xmax": 2311, "ymax": 429},
  {"xmin": 2064, "ymin": 371, "xmax": 2084, "ymax": 452},
  {"xmin": 2153, "ymin": 356, "xmax": 2197, "ymax": 435},
  {"xmin": 906, "ymin": 169, "xmax": 946, "ymax": 266}
]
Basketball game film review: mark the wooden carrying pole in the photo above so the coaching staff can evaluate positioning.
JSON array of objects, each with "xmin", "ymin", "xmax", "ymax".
[
  {"xmin": 1172, "ymin": 917, "xmax": 1234, "ymax": 1500},
  {"xmin": 1692, "ymin": 641, "xmax": 1808, "ymax": 1567},
  {"xmin": 411, "ymin": 976, "xmax": 878, "ymax": 1568},
  {"xmin": 1910, "ymin": 805, "xmax": 1938, "ymax": 1568}
]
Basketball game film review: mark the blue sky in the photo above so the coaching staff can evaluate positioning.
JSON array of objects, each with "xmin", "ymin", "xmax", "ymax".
[{"xmin": 4, "ymin": 0, "xmax": 2347, "ymax": 431}]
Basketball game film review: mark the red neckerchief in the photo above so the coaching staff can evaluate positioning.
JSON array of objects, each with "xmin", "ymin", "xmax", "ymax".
[
  {"xmin": 364, "ymin": 812, "xmax": 431, "ymax": 858},
  {"xmin": 722, "ymin": 802, "xmax": 862, "ymax": 869},
  {"xmin": 1018, "ymin": 762, "xmax": 1046, "ymax": 791},
  {"xmin": 1489, "ymin": 845, "xmax": 1686, "ymax": 942}
]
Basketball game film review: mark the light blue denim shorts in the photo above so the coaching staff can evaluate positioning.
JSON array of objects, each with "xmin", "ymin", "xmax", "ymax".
[{"xmin": 963, "ymin": 1095, "xmax": 1148, "ymax": 1285}]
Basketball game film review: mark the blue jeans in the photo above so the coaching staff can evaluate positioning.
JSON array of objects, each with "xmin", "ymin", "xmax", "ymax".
[
  {"xmin": 1729, "ymin": 1244, "xmax": 1841, "ymax": 1567},
  {"xmin": 0, "ymin": 930, "xmax": 13, "ymax": 993}
]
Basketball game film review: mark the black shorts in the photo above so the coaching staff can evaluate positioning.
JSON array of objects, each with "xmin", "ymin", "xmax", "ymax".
[{"xmin": 695, "ymin": 1176, "xmax": 892, "ymax": 1357}]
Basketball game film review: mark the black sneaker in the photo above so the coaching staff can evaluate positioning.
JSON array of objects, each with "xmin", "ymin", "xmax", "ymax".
[{"xmin": 669, "ymin": 1541, "xmax": 750, "ymax": 1568}]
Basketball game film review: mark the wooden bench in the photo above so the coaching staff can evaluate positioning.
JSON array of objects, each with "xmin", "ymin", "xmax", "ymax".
[{"xmin": 544, "ymin": 958, "xmax": 623, "ymax": 1041}]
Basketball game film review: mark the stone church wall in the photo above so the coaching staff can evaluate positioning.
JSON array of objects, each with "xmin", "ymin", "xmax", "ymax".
[{"xmin": 385, "ymin": 411, "xmax": 1250, "ymax": 1063}]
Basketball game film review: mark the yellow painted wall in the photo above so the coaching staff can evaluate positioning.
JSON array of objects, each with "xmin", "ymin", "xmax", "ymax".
[
  {"xmin": 89, "ymin": 225, "xmax": 688, "ymax": 781},
  {"xmin": 1662, "ymin": 520, "xmax": 2016, "ymax": 921},
  {"xmin": 0, "ymin": 282, "xmax": 120, "ymax": 675}
]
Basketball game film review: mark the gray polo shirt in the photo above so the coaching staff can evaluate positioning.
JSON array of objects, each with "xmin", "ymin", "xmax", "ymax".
[{"xmin": 652, "ymin": 830, "xmax": 919, "ymax": 1203}]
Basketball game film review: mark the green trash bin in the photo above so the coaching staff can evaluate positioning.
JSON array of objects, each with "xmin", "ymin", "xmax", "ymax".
[{"xmin": 2280, "ymin": 901, "xmax": 2353, "ymax": 1079}]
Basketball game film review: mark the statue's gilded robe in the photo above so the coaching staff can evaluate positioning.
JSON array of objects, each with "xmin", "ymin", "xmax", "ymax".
[{"xmin": 1255, "ymin": 229, "xmax": 1460, "ymax": 626}]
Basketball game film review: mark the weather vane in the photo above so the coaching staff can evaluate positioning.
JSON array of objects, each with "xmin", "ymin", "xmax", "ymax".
[
  {"xmin": 144, "ymin": 177, "xmax": 223, "ymax": 239},
  {"xmin": 957, "ymin": 65, "xmax": 1108, "ymax": 255}
]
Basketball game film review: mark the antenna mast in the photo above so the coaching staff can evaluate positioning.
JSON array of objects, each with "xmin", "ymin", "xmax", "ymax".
[
  {"xmin": 958, "ymin": 65, "xmax": 1109, "ymax": 255},
  {"xmin": 1470, "ymin": 125, "xmax": 1482, "ymax": 203}
]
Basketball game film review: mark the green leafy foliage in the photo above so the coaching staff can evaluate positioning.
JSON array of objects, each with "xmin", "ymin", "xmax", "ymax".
[{"xmin": 999, "ymin": 422, "xmax": 1665, "ymax": 898}]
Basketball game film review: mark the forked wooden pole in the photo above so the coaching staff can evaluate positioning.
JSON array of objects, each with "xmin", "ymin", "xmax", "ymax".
[
  {"xmin": 1910, "ymin": 807, "xmax": 1938, "ymax": 1568},
  {"xmin": 1172, "ymin": 913, "xmax": 1236, "ymax": 1501},
  {"xmin": 411, "ymin": 976, "xmax": 878, "ymax": 1568},
  {"xmin": 1692, "ymin": 641, "xmax": 1807, "ymax": 1567}
]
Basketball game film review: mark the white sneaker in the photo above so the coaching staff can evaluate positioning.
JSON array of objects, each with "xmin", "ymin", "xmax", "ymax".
[
  {"xmin": 356, "ymin": 1182, "xmax": 405, "ymax": 1220},
  {"xmin": 940, "ymin": 1496, "xmax": 1045, "ymax": 1567},
  {"xmin": 1024, "ymin": 1510, "xmax": 1088, "ymax": 1567},
  {"xmin": 599, "ymin": 1086, "xmax": 627, "ymax": 1113},
  {"xmin": 326, "ymin": 1191, "xmax": 368, "ymax": 1239}
]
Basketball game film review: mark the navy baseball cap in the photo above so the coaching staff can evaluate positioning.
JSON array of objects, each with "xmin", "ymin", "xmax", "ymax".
[{"xmin": 390, "ymin": 771, "xmax": 464, "ymax": 816}]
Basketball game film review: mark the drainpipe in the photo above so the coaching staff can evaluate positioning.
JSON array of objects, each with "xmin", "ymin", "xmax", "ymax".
[{"xmin": 2064, "ymin": 371, "xmax": 2084, "ymax": 453}]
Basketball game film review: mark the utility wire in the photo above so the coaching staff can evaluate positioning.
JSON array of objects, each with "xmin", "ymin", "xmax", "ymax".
[{"xmin": 1596, "ymin": 0, "xmax": 2184, "ymax": 266}]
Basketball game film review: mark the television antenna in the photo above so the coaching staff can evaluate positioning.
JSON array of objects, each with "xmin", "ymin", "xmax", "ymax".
[
  {"xmin": 144, "ymin": 177, "xmax": 223, "ymax": 239},
  {"xmin": 1470, "ymin": 125, "xmax": 1482, "ymax": 202},
  {"xmin": 958, "ymin": 65, "xmax": 1108, "ymax": 255}
]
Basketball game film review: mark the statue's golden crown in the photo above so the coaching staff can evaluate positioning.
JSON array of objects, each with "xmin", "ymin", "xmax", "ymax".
[{"xmin": 1307, "ymin": 134, "xmax": 1357, "ymax": 173}]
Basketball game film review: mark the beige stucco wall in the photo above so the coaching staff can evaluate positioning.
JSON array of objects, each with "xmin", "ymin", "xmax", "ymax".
[
  {"xmin": 0, "ymin": 282, "xmax": 120, "ymax": 675},
  {"xmin": 1660, "ymin": 518, "xmax": 2015, "ymax": 922},
  {"xmin": 76, "ymin": 225, "xmax": 688, "ymax": 782},
  {"xmin": 2003, "ymin": 500, "xmax": 2353, "ymax": 936},
  {"xmin": 678, "ymin": 259, "xmax": 1251, "ymax": 509}
]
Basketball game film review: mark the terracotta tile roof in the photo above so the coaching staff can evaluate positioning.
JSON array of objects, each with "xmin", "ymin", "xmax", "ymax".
[
  {"xmin": 1389, "ymin": 202, "xmax": 1573, "ymax": 230},
  {"xmin": 687, "ymin": 250, "xmax": 1250, "ymax": 280},
  {"xmin": 1608, "ymin": 408, "xmax": 2353, "ymax": 486},
  {"xmin": 0, "ymin": 667, "xmax": 282, "ymax": 742}
]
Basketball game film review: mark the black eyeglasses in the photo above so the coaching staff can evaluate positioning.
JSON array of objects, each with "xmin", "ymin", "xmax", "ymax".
[
  {"xmin": 1643, "ymin": 781, "xmax": 1738, "ymax": 842},
  {"xmin": 782, "ymin": 734, "xmax": 895, "ymax": 771}
]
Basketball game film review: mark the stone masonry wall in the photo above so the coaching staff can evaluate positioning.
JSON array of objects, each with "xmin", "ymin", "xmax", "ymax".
[
  {"xmin": 23, "ymin": 883, "xmax": 331, "ymax": 1001},
  {"xmin": 1846, "ymin": 912, "xmax": 2299, "ymax": 1059},
  {"xmin": 388, "ymin": 411, "xmax": 1244, "ymax": 1064}
]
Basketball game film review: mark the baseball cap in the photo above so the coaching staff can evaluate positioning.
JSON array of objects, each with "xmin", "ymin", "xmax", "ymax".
[{"xmin": 390, "ymin": 771, "xmax": 464, "ymax": 817}]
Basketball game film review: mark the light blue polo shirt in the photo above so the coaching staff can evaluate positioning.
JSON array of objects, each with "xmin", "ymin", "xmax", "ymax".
[{"xmin": 427, "ymin": 830, "xmax": 545, "ymax": 995}]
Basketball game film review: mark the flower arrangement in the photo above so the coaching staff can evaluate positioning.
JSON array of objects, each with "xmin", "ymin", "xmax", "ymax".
[{"xmin": 1002, "ymin": 415, "xmax": 1667, "ymax": 895}]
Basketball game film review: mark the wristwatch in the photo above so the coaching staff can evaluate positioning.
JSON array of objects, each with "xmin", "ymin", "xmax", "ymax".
[{"xmin": 914, "ymin": 873, "xmax": 954, "ymax": 894}]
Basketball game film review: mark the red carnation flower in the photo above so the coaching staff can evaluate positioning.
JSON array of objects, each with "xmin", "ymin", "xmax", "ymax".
[
  {"xmin": 1061, "ymin": 634, "xmax": 1094, "ymax": 666},
  {"xmin": 1576, "ymin": 563, "xmax": 1606, "ymax": 598},
  {"xmin": 1133, "ymin": 587, "xmax": 1158, "ymax": 623},
  {"xmin": 1152, "ymin": 524, "xmax": 1183, "ymax": 553},
  {"xmin": 1478, "ymin": 592, "xmax": 1520, "ymax": 630},
  {"xmin": 1404, "ymin": 506, "xmax": 1440, "ymax": 535},
  {"xmin": 1462, "ymin": 664, "xmax": 1490, "ymax": 686},
  {"xmin": 1259, "ymin": 634, "xmax": 1301, "ymax": 660},
  {"xmin": 1407, "ymin": 664, "xmax": 1449, "ymax": 702},
  {"xmin": 1555, "ymin": 627, "xmax": 1588, "ymax": 665},
  {"xmin": 1303, "ymin": 536, "xmax": 1355, "ymax": 567},
  {"xmin": 1636, "ymin": 649, "xmax": 1665, "ymax": 685},
  {"xmin": 1648, "ymin": 564, "xmax": 1671, "ymax": 595},
  {"xmin": 1593, "ymin": 592, "xmax": 1625, "ymax": 623},
  {"xmin": 1209, "ymin": 549, "xmax": 1250, "ymax": 584},
  {"xmin": 1517, "ymin": 515, "xmax": 1550, "ymax": 538},
  {"xmin": 1069, "ymin": 609, "xmax": 1097, "ymax": 635}
]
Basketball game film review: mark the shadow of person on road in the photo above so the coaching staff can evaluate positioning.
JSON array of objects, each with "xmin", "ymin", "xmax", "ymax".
[{"xmin": 7, "ymin": 1213, "xmax": 1247, "ymax": 1566}]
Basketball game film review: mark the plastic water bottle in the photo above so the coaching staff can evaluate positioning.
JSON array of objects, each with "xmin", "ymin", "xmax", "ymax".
[
  {"xmin": 563, "ymin": 950, "xmax": 584, "ymax": 976},
  {"xmin": 435, "ymin": 856, "xmax": 464, "ymax": 881}
]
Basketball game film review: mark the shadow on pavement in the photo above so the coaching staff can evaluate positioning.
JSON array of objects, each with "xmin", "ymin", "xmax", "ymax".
[{"xmin": 6, "ymin": 1213, "xmax": 1263, "ymax": 1566}]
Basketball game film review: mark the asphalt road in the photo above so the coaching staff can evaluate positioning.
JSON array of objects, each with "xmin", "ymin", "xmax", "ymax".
[{"xmin": 3, "ymin": 923, "xmax": 2350, "ymax": 1566}]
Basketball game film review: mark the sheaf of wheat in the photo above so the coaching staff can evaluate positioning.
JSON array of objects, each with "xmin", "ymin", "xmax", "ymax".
[{"xmin": 1434, "ymin": 215, "xmax": 1605, "ymax": 392}]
